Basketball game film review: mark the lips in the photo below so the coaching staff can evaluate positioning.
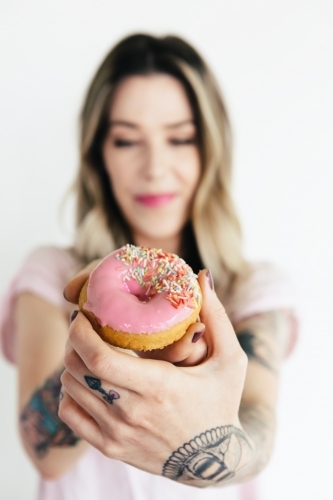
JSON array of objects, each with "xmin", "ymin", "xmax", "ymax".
[{"xmin": 135, "ymin": 194, "xmax": 175, "ymax": 207}]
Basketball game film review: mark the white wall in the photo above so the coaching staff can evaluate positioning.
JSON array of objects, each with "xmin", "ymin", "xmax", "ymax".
[{"xmin": 1, "ymin": 1, "xmax": 332, "ymax": 498}]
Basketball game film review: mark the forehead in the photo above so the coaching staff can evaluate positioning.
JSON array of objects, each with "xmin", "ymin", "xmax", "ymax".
[{"xmin": 109, "ymin": 74, "xmax": 194, "ymax": 126}]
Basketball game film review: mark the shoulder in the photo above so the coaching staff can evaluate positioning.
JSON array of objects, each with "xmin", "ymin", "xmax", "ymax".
[
  {"xmin": 1, "ymin": 246, "xmax": 80, "ymax": 363},
  {"xmin": 224, "ymin": 261, "xmax": 297, "ymax": 325},
  {"xmin": 21, "ymin": 245, "xmax": 79, "ymax": 274},
  {"xmin": 16, "ymin": 245, "xmax": 81, "ymax": 301}
]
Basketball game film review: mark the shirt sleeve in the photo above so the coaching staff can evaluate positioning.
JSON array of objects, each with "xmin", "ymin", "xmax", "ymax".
[
  {"xmin": 0, "ymin": 246, "xmax": 78, "ymax": 364},
  {"xmin": 225, "ymin": 262, "xmax": 299, "ymax": 358}
]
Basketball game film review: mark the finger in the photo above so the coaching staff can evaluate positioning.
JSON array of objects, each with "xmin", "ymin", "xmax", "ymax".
[
  {"xmin": 136, "ymin": 322, "xmax": 207, "ymax": 366},
  {"xmin": 61, "ymin": 370, "xmax": 121, "ymax": 428},
  {"xmin": 59, "ymin": 388, "xmax": 103, "ymax": 450},
  {"xmin": 64, "ymin": 259, "xmax": 101, "ymax": 304},
  {"xmin": 69, "ymin": 312, "xmax": 153, "ymax": 392},
  {"xmin": 64, "ymin": 345, "xmax": 123, "ymax": 405},
  {"xmin": 198, "ymin": 269, "xmax": 241, "ymax": 359}
]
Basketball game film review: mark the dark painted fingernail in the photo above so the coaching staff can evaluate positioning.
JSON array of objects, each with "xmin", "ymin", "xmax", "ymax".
[
  {"xmin": 70, "ymin": 310, "xmax": 79, "ymax": 323},
  {"xmin": 206, "ymin": 269, "xmax": 214, "ymax": 290},
  {"xmin": 192, "ymin": 329, "xmax": 205, "ymax": 343}
]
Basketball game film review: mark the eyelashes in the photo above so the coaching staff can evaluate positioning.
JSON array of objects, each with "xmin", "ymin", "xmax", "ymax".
[
  {"xmin": 170, "ymin": 138, "xmax": 197, "ymax": 146},
  {"xmin": 113, "ymin": 138, "xmax": 197, "ymax": 148},
  {"xmin": 114, "ymin": 139, "xmax": 136, "ymax": 147}
]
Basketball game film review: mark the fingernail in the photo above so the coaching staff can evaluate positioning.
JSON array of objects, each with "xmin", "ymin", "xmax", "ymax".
[
  {"xmin": 192, "ymin": 329, "xmax": 205, "ymax": 343},
  {"xmin": 206, "ymin": 269, "xmax": 214, "ymax": 291},
  {"xmin": 70, "ymin": 310, "xmax": 79, "ymax": 323},
  {"xmin": 63, "ymin": 289, "xmax": 68, "ymax": 301}
]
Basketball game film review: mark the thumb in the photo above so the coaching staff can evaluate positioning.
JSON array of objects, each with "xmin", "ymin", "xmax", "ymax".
[{"xmin": 198, "ymin": 269, "xmax": 239, "ymax": 359}]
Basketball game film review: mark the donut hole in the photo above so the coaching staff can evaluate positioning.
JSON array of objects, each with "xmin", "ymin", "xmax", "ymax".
[
  {"xmin": 133, "ymin": 290, "xmax": 151, "ymax": 303},
  {"xmin": 124, "ymin": 278, "xmax": 154, "ymax": 304}
]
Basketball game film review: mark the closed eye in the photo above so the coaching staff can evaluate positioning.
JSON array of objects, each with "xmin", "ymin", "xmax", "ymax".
[
  {"xmin": 170, "ymin": 138, "xmax": 197, "ymax": 146},
  {"xmin": 113, "ymin": 139, "xmax": 138, "ymax": 147}
]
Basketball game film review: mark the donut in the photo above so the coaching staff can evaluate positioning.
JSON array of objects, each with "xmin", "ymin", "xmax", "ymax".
[{"xmin": 78, "ymin": 244, "xmax": 202, "ymax": 351}]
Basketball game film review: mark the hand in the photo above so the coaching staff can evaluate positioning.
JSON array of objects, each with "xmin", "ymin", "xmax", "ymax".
[
  {"xmin": 59, "ymin": 270, "xmax": 253, "ymax": 487},
  {"xmin": 64, "ymin": 260, "xmax": 208, "ymax": 366}
]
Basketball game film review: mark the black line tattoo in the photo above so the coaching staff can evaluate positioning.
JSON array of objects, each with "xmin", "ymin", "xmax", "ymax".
[
  {"xmin": 239, "ymin": 403, "xmax": 275, "ymax": 478},
  {"xmin": 162, "ymin": 426, "xmax": 252, "ymax": 485},
  {"xmin": 20, "ymin": 368, "xmax": 80, "ymax": 458},
  {"xmin": 84, "ymin": 376, "xmax": 120, "ymax": 404},
  {"xmin": 235, "ymin": 311, "xmax": 290, "ymax": 373},
  {"xmin": 237, "ymin": 329, "xmax": 273, "ymax": 371}
]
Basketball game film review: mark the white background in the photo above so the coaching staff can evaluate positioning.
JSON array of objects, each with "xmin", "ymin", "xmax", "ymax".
[{"xmin": 1, "ymin": 1, "xmax": 332, "ymax": 498}]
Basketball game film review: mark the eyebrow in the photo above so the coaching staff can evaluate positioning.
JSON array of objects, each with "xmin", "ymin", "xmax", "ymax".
[{"xmin": 109, "ymin": 119, "xmax": 195, "ymax": 129}]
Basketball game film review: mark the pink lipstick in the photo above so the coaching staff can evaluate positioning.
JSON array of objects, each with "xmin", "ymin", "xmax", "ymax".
[{"xmin": 135, "ymin": 194, "xmax": 175, "ymax": 207}]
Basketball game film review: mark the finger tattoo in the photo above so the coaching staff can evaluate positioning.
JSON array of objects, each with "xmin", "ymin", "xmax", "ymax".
[{"xmin": 84, "ymin": 376, "xmax": 120, "ymax": 404}]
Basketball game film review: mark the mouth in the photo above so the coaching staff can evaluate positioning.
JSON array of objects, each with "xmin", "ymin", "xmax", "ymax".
[{"xmin": 135, "ymin": 194, "xmax": 175, "ymax": 208}]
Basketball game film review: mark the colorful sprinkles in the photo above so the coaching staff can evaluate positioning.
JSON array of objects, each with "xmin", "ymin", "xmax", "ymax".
[{"xmin": 115, "ymin": 244, "xmax": 201, "ymax": 309}]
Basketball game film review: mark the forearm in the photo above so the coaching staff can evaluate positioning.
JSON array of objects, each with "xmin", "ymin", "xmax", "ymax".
[
  {"xmin": 238, "ymin": 402, "xmax": 276, "ymax": 481},
  {"xmin": 19, "ymin": 366, "xmax": 88, "ymax": 479}
]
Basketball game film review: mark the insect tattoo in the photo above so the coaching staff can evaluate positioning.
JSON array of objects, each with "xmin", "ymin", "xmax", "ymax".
[
  {"xmin": 84, "ymin": 376, "xmax": 120, "ymax": 404},
  {"xmin": 162, "ymin": 425, "xmax": 252, "ymax": 484}
]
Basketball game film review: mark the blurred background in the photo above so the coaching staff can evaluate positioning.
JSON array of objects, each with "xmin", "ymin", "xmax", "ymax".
[{"xmin": 0, "ymin": 1, "xmax": 332, "ymax": 498}]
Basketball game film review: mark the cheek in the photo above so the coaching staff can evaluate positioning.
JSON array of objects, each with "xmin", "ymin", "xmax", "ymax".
[
  {"xmin": 177, "ymin": 149, "xmax": 201, "ymax": 193},
  {"xmin": 103, "ymin": 147, "xmax": 129, "ymax": 195}
]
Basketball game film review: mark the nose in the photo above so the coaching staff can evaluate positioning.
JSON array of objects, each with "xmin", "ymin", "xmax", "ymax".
[{"xmin": 142, "ymin": 140, "xmax": 168, "ymax": 180}]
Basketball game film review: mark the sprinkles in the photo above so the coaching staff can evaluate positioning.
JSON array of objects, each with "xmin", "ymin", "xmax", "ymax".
[{"xmin": 115, "ymin": 244, "xmax": 201, "ymax": 309}]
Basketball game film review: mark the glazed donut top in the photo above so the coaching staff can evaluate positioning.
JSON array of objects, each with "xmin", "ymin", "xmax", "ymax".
[{"xmin": 82, "ymin": 244, "xmax": 201, "ymax": 334}]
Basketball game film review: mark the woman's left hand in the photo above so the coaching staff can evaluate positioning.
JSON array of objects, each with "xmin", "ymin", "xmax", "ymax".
[
  {"xmin": 59, "ymin": 270, "xmax": 253, "ymax": 486},
  {"xmin": 64, "ymin": 260, "xmax": 208, "ymax": 366}
]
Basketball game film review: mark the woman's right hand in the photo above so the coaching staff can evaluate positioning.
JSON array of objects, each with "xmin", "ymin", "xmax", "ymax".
[
  {"xmin": 60, "ymin": 269, "xmax": 252, "ymax": 487},
  {"xmin": 64, "ymin": 261, "xmax": 208, "ymax": 367}
]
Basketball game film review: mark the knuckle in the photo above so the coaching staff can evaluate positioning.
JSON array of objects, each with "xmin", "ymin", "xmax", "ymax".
[
  {"xmin": 103, "ymin": 440, "xmax": 118, "ymax": 459},
  {"xmin": 68, "ymin": 321, "xmax": 79, "ymax": 343},
  {"xmin": 230, "ymin": 348, "xmax": 248, "ymax": 372},
  {"xmin": 64, "ymin": 348, "xmax": 78, "ymax": 372},
  {"xmin": 149, "ymin": 366, "xmax": 173, "ymax": 402},
  {"xmin": 87, "ymin": 352, "xmax": 110, "ymax": 379},
  {"xmin": 58, "ymin": 399, "xmax": 70, "ymax": 424},
  {"xmin": 60, "ymin": 370, "xmax": 75, "ymax": 393},
  {"xmin": 122, "ymin": 406, "xmax": 145, "ymax": 428},
  {"xmin": 101, "ymin": 430, "xmax": 120, "ymax": 459}
]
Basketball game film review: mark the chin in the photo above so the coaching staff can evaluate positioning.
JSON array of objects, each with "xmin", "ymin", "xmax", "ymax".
[{"xmin": 134, "ymin": 223, "xmax": 184, "ymax": 246}]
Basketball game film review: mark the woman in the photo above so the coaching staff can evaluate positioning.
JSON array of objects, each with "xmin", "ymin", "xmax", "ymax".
[{"xmin": 1, "ymin": 33, "xmax": 297, "ymax": 499}]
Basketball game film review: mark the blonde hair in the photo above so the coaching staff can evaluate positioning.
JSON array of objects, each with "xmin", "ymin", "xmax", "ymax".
[{"xmin": 73, "ymin": 34, "xmax": 246, "ymax": 295}]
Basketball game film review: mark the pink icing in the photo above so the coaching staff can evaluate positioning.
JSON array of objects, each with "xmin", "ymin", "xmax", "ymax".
[{"xmin": 83, "ymin": 245, "xmax": 200, "ymax": 335}]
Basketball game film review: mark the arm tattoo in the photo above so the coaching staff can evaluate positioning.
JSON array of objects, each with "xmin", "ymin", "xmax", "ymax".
[
  {"xmin": 84, "ymin": 376, "xmax": 120, "ymax": 404},
  {"xmin": 237, "ymin": 329, "xmax": 274, "ymax": 372},
  {"xmin": 236, "ymin": 311, "xmax": 289, "ymax": 373},
  {"xmin": 162, "ymin": 425, "xmax": 253, "ymax": 486},
  {"xmin": 20, "ymin": 368, "xmax": 80, "ymax": 458},
  {"xmin": 239, "ymin": 403, "xmax": 275, "ymax": 478}
]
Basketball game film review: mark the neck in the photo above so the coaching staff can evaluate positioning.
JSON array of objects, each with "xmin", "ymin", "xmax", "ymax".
[{"xmin": 132, "ymin": 233, "xmax": 181, "ymax": 256}]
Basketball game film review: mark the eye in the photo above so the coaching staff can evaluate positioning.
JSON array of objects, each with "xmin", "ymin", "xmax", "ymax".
[
  {"xmin": 113, "ymin": 139, "xmax": 137, "ymax": 147},
  {"xmin": 170, "ymin": 137, "xmax": 197, "ymax": 146}
]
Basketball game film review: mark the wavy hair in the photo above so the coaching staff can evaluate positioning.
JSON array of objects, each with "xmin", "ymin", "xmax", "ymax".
[{"xmin": 73, "ymin": 33, "xmax": 246, "ymax": 295}]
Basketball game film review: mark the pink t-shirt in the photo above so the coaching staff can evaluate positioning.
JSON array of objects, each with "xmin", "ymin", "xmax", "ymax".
[{"xmin": 0, "ymin": 246, "xmax": 298, "ymax": 500}]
